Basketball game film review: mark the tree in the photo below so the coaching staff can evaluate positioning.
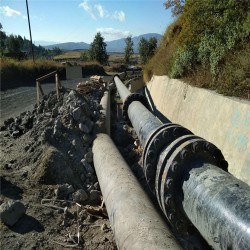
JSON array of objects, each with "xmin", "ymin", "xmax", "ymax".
[
  {"xmin": 6, "ymin": 35, "xmax": 22, "ymax": 53},
  {"xmin": 164, "ymin": 0, "xmax": 185, "ymax": 16},
  {"xmin": 124, "ymin": 36, "xmax": 134, "ymax": 65},
  {"xmin": 138, "ymin": 37, "xmax": 148, "ymax": 64},
  {"xmin": 80, "ymin": 51, "xmax": 89, "ymax": 62},
  {"xmin": 17, "ymin": 35, "xmax": 24, "ymax": 50},
  {"xmin": 0, "ymin": 23, "xmax": 7, "ymax": 55},
  {"xmin": 51, "ymin": 47, "xmax": 62, "ymax": 56},
  {"xmin": 89, "ymin": 32, "xmax": 108, "ymax": 65},
  {"xmin": 139, "ymin": 37, "xmax": 158, "ymax": 64},
  {"xmin": 148, "ymin": 37, "xmax": 157, "ymax": 58}
]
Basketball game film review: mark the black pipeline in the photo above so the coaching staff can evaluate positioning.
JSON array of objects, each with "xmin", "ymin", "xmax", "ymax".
[{"xmin": 113, "ymin": 75, "xmax": 250, "ymax": 249}]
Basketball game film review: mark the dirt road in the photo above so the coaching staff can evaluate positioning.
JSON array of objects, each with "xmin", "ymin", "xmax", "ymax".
[{"xmin": 0, "ymin": 78, "xmax": 91, "ymax": 125}]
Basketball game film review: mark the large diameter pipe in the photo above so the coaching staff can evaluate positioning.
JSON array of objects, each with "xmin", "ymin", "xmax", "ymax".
[
  {"xmin": 181, "ymin": 162, "xmax": 250, "ymax": 249},
  {"xmin": 93, "ymin": 133, "xmax": 181, "ymax": 250},
  {"xmin": 128, "ymin": 101, "xmax": 162, "ymax": 147},
  {"xmin": 114, "ymin": 75, "xmax": 131, "ymax": 102},
  {"xmin": 114, "ymin": 76, "xmax": 162, "ymax": 147},
  {"xmin": 100, "ymin": 90, "xmax": 110, "ymax": 135}
]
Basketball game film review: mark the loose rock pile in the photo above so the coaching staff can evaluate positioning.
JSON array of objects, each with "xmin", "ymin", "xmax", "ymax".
[
  {"xmin": 0, "ymin": 80, "xmax": 117, "ymax": 249},
  {"xmin": 2, "ymin": 83, "xmax": 106, "ymax": 189}
]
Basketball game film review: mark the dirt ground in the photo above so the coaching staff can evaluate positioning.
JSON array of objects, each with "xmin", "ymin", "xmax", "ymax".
[{"xmin": 0, "ymin": 76, "xmax": 121, "ymax": 250}]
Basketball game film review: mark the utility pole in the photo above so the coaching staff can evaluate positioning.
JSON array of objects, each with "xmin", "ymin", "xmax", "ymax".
[{"xmin": 25, "ymin": 0, "xmax": 34, "ymax": 62}]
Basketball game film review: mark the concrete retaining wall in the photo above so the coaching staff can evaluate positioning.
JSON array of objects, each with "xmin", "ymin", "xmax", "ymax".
[{"xmin": 146, "ymin": 75, "xmax": 250, "ymax": 185}]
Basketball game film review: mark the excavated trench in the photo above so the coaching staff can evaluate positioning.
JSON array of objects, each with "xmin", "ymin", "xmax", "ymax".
[
  {"xmin": 1, "ymin": 72, "xmax": 250, "ymax": 250},
  {"xmin": 109, "ymin": 76, "xmax": 250, "ymax": 250},
  {"xmin": 0, "ymin": 71, "xmax": 155, "ymax": 250}
]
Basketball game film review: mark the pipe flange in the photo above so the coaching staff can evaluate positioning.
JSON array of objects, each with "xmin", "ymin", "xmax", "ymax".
[
  {"xmin": 159, "ymin": 138, "xmax": 228, "ymax": 232},
  {"xmin": 155, "ymin": 134, "xmax": 201, "ymax": 211},
  {"xmin": 122, "ymin": 93, "xmax": 149, "ymax": 125},
  {"xmin": 142, "ymin": 124, "xmax": 193, "ymax": 192}
]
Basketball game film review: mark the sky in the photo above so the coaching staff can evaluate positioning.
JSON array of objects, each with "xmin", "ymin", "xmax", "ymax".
[{"xmin": 0, "ymin": 0, "xmax": 174, "ymax": 44}]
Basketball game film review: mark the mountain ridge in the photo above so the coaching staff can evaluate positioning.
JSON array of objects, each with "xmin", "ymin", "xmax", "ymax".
[{"xmin": 41, "ymin": 33, "xmax": 162, "ymax": 53}]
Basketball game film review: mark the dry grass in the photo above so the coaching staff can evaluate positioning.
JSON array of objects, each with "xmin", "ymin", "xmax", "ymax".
[
  {"xmin": 53, "ymin": 51, "xmax": 82, "ymax": 60},
  {"xmin": 1, "ymin": 58, "xmax": 60, "ymax": 70},
  {"xmin": 1, "ymin": 58, "xmax": 64, "ymax": 89}
]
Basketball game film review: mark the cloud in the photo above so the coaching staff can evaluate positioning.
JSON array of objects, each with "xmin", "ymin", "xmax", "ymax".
[
  {"xmin": 79, "ymin": 1, "xmax": 125, "ymax": 22},
  {"xmin": 112, "ymin": 11, "xmax": 125, "ymax": 22},
  {"xmin": 94, "ymin": 4, "xmax": 107, "ymax": 18},
  {"xmin": 79, "ymin": 0, "xmax": 96, "ymax": 20},
  {"xmin": 97, "ymin": 28, "xmax": 132, "ymax": 40},
  {"xmin": 0, "ymin": 6, "xmax": 21, "ymax": 17}
]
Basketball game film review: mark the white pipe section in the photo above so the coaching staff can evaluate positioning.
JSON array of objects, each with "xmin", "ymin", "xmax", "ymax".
[{"xmin": 93, "ymin": 133, "xmax": 181, "ymax": 250}]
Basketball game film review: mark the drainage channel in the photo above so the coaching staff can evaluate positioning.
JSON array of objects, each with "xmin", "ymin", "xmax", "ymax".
[{"xmin": 114, "ymin": 75, "xmax": 250, "ymax": 249}]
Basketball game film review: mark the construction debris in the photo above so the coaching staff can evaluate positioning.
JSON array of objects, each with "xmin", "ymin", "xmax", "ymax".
[{"xmin": 76, "ymin": 76, "xmax": 106, "ymax": 95}]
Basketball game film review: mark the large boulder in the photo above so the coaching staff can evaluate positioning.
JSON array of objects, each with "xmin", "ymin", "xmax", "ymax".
[{"xmin": 0, "ymin": 200, "xmax": 26, "ymax": 226}]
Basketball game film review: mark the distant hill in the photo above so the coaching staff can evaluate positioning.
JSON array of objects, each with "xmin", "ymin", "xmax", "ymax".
[
  {"xmin": 34, "ymin": 40, "xmax": 58, "ymax": 46},
  {"xmin": 41, "ymin": 33, "xmax": 162, "ymax": 53},
  {"xmin": 106, "ymin": 33, "xmax": 162, "ymax": 53},
  {"xmin": 43, "ymin": 42, "xmax": 90, "ymax": 51}
]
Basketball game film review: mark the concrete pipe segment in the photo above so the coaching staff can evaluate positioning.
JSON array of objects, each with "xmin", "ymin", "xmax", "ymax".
[
  {"xmin": 93, "ymin": 133, "xmax": 181, "ymax": 250},
  {"xmin": 100, "ymin": 90, "xmax": 110, "ymax": 135}
]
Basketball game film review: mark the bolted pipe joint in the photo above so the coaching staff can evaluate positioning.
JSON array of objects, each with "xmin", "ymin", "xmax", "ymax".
[
  {"xmin": 122, "ymin": 93, "xmax": 149, "ymax": 125},
  {"xmin": 142, "ymin": 123, "xmax": 193, "ymax": 191},
  {"xmin": 154, "ymin": 137, "xmax": 228, "ymax": 233}
]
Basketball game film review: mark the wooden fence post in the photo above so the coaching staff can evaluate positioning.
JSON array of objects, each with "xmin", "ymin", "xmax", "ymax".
[
  {"xmin": 36, "ymin": 81, "xmax": 40, "ymax": 105},
  {"xmin": 55, "ymin": 73, "xmax": 60, "ymax": 100}
]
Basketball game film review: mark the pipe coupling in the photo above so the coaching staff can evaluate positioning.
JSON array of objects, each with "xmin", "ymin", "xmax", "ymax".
[
  {"xmin": 142, "ymin": 123, "xmax": 193, "ymax": 191},
  {"xmin": 156, "ymin": 136, "xmax": 228, "ymax": 232},
  {"xmin": 142, "ymin": 123, "xmax": 228, "ymax": 233}
]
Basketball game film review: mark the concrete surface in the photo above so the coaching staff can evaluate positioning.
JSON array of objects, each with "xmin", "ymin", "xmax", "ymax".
[
  {"xmin": 66, "ymin": 66, "xmax": 82, "ymax": 80},
  {"xmin": 146, "ymin": 75, "xmax": 250, "ymax": 185}
]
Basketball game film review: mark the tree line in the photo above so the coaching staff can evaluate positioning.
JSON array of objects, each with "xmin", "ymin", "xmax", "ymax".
[
  {"xmin": 0, "ymin": 23, "xmax": 62, "ymax": 59},
  {"xmin": 82, "ymin": 32, "xmax": 158, "ymax": 66},
  {"xmin": 1, "ymin": 21, "xmax": 158, "ymax": 65}
]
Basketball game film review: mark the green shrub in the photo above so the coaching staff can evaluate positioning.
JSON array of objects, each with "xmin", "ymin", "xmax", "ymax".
[
  {"xmin": 170, "ymin": 44, "xmax": 197, "ymax": 78},
  {"xmin": 198, "ymin": 21, "xmax": 243, "ymax": 77}
]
